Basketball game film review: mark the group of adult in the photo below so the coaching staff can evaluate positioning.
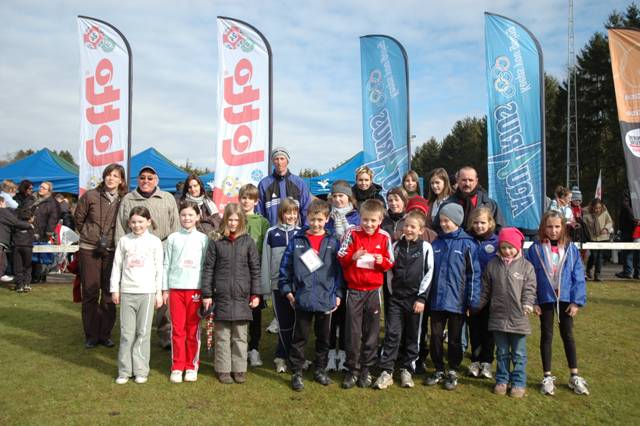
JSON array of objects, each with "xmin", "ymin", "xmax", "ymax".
[{"xmin": 1, "ymin": 178, "xmax": 63, "ymax": 283}]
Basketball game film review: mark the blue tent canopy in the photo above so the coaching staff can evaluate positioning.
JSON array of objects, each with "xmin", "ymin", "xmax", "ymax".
[
  {"xmin": 129, "ymin": 148, "xmax": 188, "ymax": 193},
  {"xmin": 304, "ymin": 151, "xmax": 364, "ymax": 196},
  {"xmin": 0, "ymin": 149, "xmax": 80, "ymax": 194},
  {"xmin": 198, "ymin": 172, "xmax": 216, "ymax": 191}
]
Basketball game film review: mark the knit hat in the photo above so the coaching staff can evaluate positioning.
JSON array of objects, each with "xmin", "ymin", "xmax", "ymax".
[
  {"xmin": 439, "ymin": 203, "xmax": 464, "ymax": 227},
  {"xmin": 498, "ymin": 227, "xmax": 525, "ymax": 252},
  {"xmin": 271, "ymin": 147, "xmax": 290, "ymax": 161},
  {"xmin": 571, "ymin": 186, "xmax": 582, "ymax": 202},
  {"xmin": 406, "ymin": 196, "xmax": 430, "ymax": 215},
  {"xmin": 331, "ymin": 182, "xmax": 353, "ymax": 198}
]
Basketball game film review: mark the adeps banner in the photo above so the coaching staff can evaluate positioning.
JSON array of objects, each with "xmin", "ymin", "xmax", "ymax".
[
  {"xmin": 212, "ymin": 17, "xmax": 271, "ymax": 211},
  {"xmin": 608, "ymin": 28, "xmax": 640, "ymax": 217},
  {"xmin": 77, "ymin": 16, "xmax": 131, "ymax": 195},
  {"xmin": 485, "ymin": 13, "xmax": 545, "ymax": 230},
  {"xmin": 360, "ymin": 35, "xmax": 410, "ymax": 197}
]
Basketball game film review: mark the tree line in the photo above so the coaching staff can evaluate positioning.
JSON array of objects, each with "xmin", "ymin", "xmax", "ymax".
[{"xmin": 411, "ymin": 3, "xmax": 640, "ymax": 225}]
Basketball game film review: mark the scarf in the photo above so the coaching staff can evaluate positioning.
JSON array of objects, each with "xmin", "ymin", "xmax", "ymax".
[
  {"xmin": 387, "ymin": 210, "xmax": 404, "ymax": 223},
  {"xmin": 185, "ymin": 193, "xmax": 219, "ymax": 216},
  {"xmin": 454, "ymin": 187, "xmax": 478, "ymax": 226},
  {"xmin": 137, "ymin": 187, "xmax": 157, "ymax": 199},
  {"xmin": 104, "ymin": 190, "xmax": 117, "ymax": 203},
  {"xmin": 330, "ymin": 204, "xmax": 354, "ymax": 240}
]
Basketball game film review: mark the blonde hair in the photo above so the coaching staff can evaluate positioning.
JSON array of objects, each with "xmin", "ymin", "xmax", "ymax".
[
  {"xmin": 220, "ymin": 203, "xmax": 247, "ymax": 237},
  {"xmin": 468, "ymin": 207, "xmax": 496, "ymax": 235},
  {"xmin": 403, "ymin": 170, "xmax": 421, "ymax": 195},
  {"xmin": 405, "ymin": 209, "xmax": 427, "ymax": 227},
  {"xmin": 355, "ymin": 165, "xmax": 374, "ymax": 180},
  {"xmin": 359, "ymin": 199, "xmax": 385, "ymax": 218}
]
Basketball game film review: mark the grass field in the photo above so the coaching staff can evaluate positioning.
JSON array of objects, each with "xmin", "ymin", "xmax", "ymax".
[{"xmin": 1, "ymin": 279, "xmax": 639, "ymax": 425}]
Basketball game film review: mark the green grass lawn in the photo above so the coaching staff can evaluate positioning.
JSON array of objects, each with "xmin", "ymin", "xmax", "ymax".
[{"xmin": 1, "ymin": 280, "xmax": 639, "ymax": 425}]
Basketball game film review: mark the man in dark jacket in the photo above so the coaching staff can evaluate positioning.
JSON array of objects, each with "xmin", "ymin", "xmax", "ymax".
[
  {"xmin": 258, "ymin": 147, "xmax": 311, "ymax": 226},
  {"xmin": 435, "ymin": 167, "xmax": 505, "ymax": 233}
]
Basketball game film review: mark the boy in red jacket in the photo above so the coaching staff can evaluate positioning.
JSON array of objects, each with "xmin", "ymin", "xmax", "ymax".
[{"xmin": 338, "ymin": 199, "xmax": 394, "ymax": 388}]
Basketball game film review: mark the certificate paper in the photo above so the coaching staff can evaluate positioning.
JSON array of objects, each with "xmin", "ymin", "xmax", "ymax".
[
  {"xmin": 356, "ymin": 253, "xmax": 375, "ymax": 270},
  {"xmin": 301, "ymin": 249, "xmax": 323, "ymax": 273}
]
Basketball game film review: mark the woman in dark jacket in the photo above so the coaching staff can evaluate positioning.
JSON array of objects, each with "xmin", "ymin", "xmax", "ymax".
[
  {"xmin": 14, "ymin": 180, "xmax": 35, "ymax": 209},
  {"xmin": 351, "ymin": 166, "xmax": 385, "ymax": 206},
  {"xmin": 201, "ymin": 203, "xmax": 260, "ymax": 383},
  {"xmin": 74, "ymin": 164, "xmax": 127, "ymax": 348}
]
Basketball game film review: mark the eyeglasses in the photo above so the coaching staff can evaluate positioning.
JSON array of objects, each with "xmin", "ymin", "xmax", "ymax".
[
  {"xmin": 138, "ymin": 175, "xmax": 156, "ymax": 181},
  {"xmin": 40, "ymin": 186, "xmax": 50, "ymax": 191}
]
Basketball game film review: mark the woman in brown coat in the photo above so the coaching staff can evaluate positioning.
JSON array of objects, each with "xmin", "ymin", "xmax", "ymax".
[{"xmin": 75, "ymin": 164, "xmax": 127, "ymax": 348}]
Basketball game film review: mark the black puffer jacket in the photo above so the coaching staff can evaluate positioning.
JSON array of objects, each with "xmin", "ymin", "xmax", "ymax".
[
  {"xmin": 33, "ymin": 196, "xmax": 60, "ymax": 240},
  {"xmin": 0, "ymin": 209, "xmax": 31, "ymax": 248},
  {"xmin": 352, "ymin": 183, "xmax": 385, "ymax": 206},
  {"xmin": 201, "ymin": 233, "xmax": 261, "ymax": 321}
]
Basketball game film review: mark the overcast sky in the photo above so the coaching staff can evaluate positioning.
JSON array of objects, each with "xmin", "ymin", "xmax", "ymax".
[{"xmin": 0, "ymin": 0, "xmax": 631, "ymax": 173}]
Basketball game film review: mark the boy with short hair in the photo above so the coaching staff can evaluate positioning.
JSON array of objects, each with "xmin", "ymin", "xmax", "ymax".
[
  {"xmin": 374, "ymin": 210, "xmax": 434, "ymax": 389},
  {"xmin": 279, "ymin": 199, "xmax": 343, "ymax": 391},
  {"xmin": 425, "ymin": 203, "xmax": 481, "ymax": 391},
  {"xmin": 239, "ymin": 183, "xmax": 271, "ymax": 367},
  {"xmin": 338, "ymin": 199, "xmax": 394, "ymax": 389}
]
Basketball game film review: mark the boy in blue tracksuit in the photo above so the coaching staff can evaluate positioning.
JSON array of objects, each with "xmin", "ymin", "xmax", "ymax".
[
  {"xmin": 425, "ymin": 203, "xmax": 481, "ymax": 391},
  {"xmin": 279, "ymin": 199, "xmax": 343, "ymax": 391}
]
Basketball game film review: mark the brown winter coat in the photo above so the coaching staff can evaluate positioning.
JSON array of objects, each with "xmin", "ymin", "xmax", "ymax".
[
  {"xmin": 477, "ymin": 255, "xmax": 537, "ymax": 335},
  {"xmin": 75, "ymin": 188, "xmax": 121, "ymax": 250},
  {"xmin": 33, "ymin": 195, "xmax": 60, "ymax": 240}
]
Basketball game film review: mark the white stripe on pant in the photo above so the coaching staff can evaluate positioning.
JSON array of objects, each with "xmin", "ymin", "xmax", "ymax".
[{"xmin": 118, "ymin": 293, "xmax": 155, "ymax": 378}]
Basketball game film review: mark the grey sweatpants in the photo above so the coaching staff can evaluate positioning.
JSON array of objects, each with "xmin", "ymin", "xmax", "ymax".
[
  {"xmin": 118, "ymin": 293, "xmax": 155, "ymax": 378},
  {"xmin": 214, "ymin": 320, "xmax": 249, "ymax": 374}
]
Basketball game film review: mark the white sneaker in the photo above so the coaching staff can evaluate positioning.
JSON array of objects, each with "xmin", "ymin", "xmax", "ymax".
[
  {"xmin": 274, "ymin": 357, "xmax": 288, "ymax": 373},
  {"xmin": 467, "ymin": 361, "xmax": 480, "ymax": 377},
  {"xmin": 170, "ymin": 370, "xmax": 183, "ymax": 383},
  {"xmin": 337, "ymin": 350, "xmax": 347, "ymax": 372},
  {"xmin": 115, "ymin": 376, "xmax": 129, "ymax": 385},
  {"xmin": 373, "ymin": 371, "xmax": 394, "ymax": 389},
  {"xmin": 266, "ymin": 318, "xmax": 279, "ymax": 334},
  {"xmin": 480, "ymin": 362, "xmax": 493, "ymax": 379},
  {"xmin": 568, "ymin": 375, "xmax": 590, "ymax": 395},
  {"xmin": 540, "ymin": 376, "xmax": 556, "ymax": 395},
  {"xmin": 184, "ymin": 370, "xmax": 198, "ymax": 382},
  {"xmin": 326, "ymin": 349, "xmax": 337, "ymax": 372},
  {"xmin": 134, "ymin": 376, "xmax": 148, "ymax": 384},
  {"xmin": 0, "ymin": 275, "xmax": 14, "ymax": 282},
  {"xmin": 248, "ymin": 349, "xmax": 263, "ymax": 367},
  {"xmin": 400, "ymin": 369, "xmax": 414, "ymax": 388}
]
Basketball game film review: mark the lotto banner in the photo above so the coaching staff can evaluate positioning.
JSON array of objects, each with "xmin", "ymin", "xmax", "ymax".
[
  {"xmin": 77, "ymin": 16, "xmax": 131, "ymax": 195},
  {"xmin": 485, "ymin": 13, "xmax": 545, "ymax": 230},
  {"xmin": 360, "ymin": 35, "xmax": 410, "ymax": 198},
  {"xmin": 609, "ymin": 29, "xmax": 640, "ymax": 217},
  {"xmin": 212, "ymin": 17, "xmax": 271, "ymax": 211}
]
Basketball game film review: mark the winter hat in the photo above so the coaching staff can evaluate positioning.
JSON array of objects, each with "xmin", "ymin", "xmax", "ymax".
[
  {"xmin": 439, "ymin": 203, "xmax": 464, "ymax": 227},
  {"xmin": 331, "ymin": 182, "xmax": 353, "ymax": 198},
  {"xmin": 406, "ymin": 196, "xmax": 430, "ymax": 215},
  {"xmin": 498, "ymin": 227, "xmax": 525, "ymax": 252},
  {"xmin": 271, "ymin": 147, "xmax": 290, "ymax": 161},
  {"xmin": 571, "ymin": 186, "xmax": 582, "ymax": 202}
]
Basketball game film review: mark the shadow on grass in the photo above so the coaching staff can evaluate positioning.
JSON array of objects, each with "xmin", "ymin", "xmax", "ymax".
[{"xmin": 0, "ymin": 305, "xmax": 115, "ymax": 377}]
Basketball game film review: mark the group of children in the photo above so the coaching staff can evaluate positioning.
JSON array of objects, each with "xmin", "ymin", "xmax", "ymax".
[{"xmin": 109, "ymin": 178, "xmax": 589, "ymax": 398}]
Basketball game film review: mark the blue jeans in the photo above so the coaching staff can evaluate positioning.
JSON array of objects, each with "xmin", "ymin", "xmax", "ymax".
[
  {"xmin": 493, "ymin": 331, "xmax": 527, "ymax": 388},
  {"xmin": 622, "ymin": 248, "xmax": 640, "ymax": 276}
]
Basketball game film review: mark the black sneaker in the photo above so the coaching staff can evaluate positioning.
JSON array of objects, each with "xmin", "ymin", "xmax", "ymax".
[
  {"xmin": 100, "ymin": 339, "xmax": 115, "ymax": 348},
  {"xmin": 15, "ymin": 286, "xmax": 25, "ymax": 293},
  {"xmin": 291, "ymin": 373, "xmax": 304, "ymax": 391},
  {"xmin": 615, "ymin": 272, "xmax": 632, "ymax": 279},
  {"xmin": 414, "ymin": 360, "xmax": 426, "ymax": 375},
  {"xmin": 314, "ymin": 370, "xmax": 332, "ymax": 386},
  {"xmin": 357, "ymin": 370, "xmax": 373, "ymax": 388},
  {"xmin": 85, "ymin": 339, "xmax": 98, "ymax": 349},
  {"xmin": 424, "ymin": 371, "xmax": 444, "ymax": 386},
  {"xmin": 342, "ymin": 372, "xmax": 358, "ymax": 389},
  {"xmin": 444, "ymin": 370, "xmax": 458, "ymax": 391}
]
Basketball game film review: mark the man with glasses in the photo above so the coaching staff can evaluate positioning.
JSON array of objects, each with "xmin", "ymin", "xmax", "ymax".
[{"xmin": 115, "ymin": 166, "xmax": 180, "ymax": 349}]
